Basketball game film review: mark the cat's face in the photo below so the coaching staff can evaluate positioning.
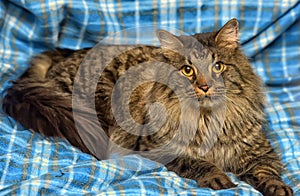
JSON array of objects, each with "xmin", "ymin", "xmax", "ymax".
[
  {"xmin": 178, "ymin": 58, "xmax": 227, "ymax": 108},
  {"xmin": 157, "ymin": 19, "xmax": 262, "ymax": 111},
  {"xmin": 157, "ymin": 20, "xmax": 240, "ymax": 108}
]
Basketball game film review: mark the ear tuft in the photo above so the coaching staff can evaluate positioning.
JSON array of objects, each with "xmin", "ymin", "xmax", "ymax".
[{"xmin": 215, "ymin": 18, "xmax": 239, "ymax": 49}]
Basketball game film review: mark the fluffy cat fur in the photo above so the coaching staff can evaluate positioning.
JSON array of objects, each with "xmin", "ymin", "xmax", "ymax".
[{"xmin": 2, "ymin": 19, "xmax": 293, "ymax": 195}]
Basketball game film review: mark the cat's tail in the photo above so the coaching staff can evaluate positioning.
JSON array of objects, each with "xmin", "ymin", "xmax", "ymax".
[{"xmin": 2, "ymin": 75, "xmax": 107, "ymax": 160}]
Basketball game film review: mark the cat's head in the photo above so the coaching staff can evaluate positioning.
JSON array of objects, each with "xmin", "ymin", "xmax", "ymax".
[{"xmin": 157, "ymin": 19, "xmax": 263, "ymax": 109}]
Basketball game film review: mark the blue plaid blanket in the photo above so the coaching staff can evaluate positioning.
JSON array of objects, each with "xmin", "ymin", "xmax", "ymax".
[{"xmin": 0, "ymin": 0, "xmax": 299, "ymax": 195}]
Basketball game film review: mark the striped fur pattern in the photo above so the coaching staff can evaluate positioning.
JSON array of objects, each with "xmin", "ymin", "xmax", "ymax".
[{"xmin": 2, "ymin": 19, "xmax": 292, "ymax": 195}]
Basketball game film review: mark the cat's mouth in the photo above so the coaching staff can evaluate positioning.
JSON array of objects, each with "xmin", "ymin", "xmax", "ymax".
[
  {"xmin": 183, "ymin": 87, "xmax": 226, "ymax": 108},
  {"xmin": 197, "ymin": 93, "xmax": 225, "ymax": 108},
  {"xmin": 198, "ymin": 95, "xmax": 211, "ymax": 102}
]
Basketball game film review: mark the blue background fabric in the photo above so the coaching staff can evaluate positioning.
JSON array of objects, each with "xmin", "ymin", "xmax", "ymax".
[{"xmin": 0, "ymin": 0, "xmax": 299, "ymax": 195}]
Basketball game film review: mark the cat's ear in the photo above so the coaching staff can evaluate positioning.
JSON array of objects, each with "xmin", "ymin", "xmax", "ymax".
[
  {"xmin": 215, "ymin": 18, "xmax": 239, "ymax": 49},
  {"xmin": 157, "ymin": 30, "xmax": 183, "ymax": 51}
]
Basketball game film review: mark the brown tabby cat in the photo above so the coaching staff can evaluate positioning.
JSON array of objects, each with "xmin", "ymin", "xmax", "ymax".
[{"xmin": 2, "ymin": 19, "xmax": 293, "ymax": 195}]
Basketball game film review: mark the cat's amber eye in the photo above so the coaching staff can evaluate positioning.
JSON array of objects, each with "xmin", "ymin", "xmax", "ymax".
[
  {"xmin": 181, "ymin": 65, "xmax": 194, "ymax": 77},
  {"xmin": 212, "ymin": 63, "xmax": 226, "ymax": 74}
]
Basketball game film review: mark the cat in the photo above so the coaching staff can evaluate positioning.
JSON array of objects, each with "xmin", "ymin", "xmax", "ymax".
[{"xmin": 2, "ymin": 19, "xmax": 293, "ymax": 196}]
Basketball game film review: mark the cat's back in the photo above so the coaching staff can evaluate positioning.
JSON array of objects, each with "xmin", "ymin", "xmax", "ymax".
[
  {"xmin": 44, "ymin": 48, "xmax": 90, "ymax": 84},
  {"xmin": 43, "ymin": 45, "xmax": 163, "ymax": 79}
]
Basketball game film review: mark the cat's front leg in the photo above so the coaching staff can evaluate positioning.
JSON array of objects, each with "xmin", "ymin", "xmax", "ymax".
[
  {"xmin": 166, "ymin": 156, "xmax": 236, "ymax": 190},
  {"xmin": 239, "ymin": 153, "xmax": 293, "ymax": 196}
]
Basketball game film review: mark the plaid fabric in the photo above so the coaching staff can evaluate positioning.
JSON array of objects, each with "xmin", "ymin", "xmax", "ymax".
[{"xmin": 0, "ymin": 0, "xmax": 299, "ymax": 195}]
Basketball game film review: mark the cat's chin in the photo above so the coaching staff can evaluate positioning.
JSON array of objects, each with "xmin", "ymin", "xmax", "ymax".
[{"xmin": 198, "ymin": 96, "xmax": 224, "ymax": 109}]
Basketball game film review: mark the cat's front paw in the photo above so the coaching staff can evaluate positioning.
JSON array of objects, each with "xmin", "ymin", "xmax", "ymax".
[
  {"xmin": 197, "ymin": 173, "xmax": 236, "ymax": 190},
  {"xmin": 257, "ymin": 178, "xmax": 293, "ymax": 196}
]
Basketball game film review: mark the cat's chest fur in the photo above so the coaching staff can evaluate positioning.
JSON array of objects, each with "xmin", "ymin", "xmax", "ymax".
[{"xmin": 185, "ymin": 104, "xmax": 267, "ymax": 173}]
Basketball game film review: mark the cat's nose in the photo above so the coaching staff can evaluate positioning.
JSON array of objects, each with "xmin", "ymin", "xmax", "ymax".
[{"xmin": 199, "ymin": 85, "xmax": 210, "ymax": 93}]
